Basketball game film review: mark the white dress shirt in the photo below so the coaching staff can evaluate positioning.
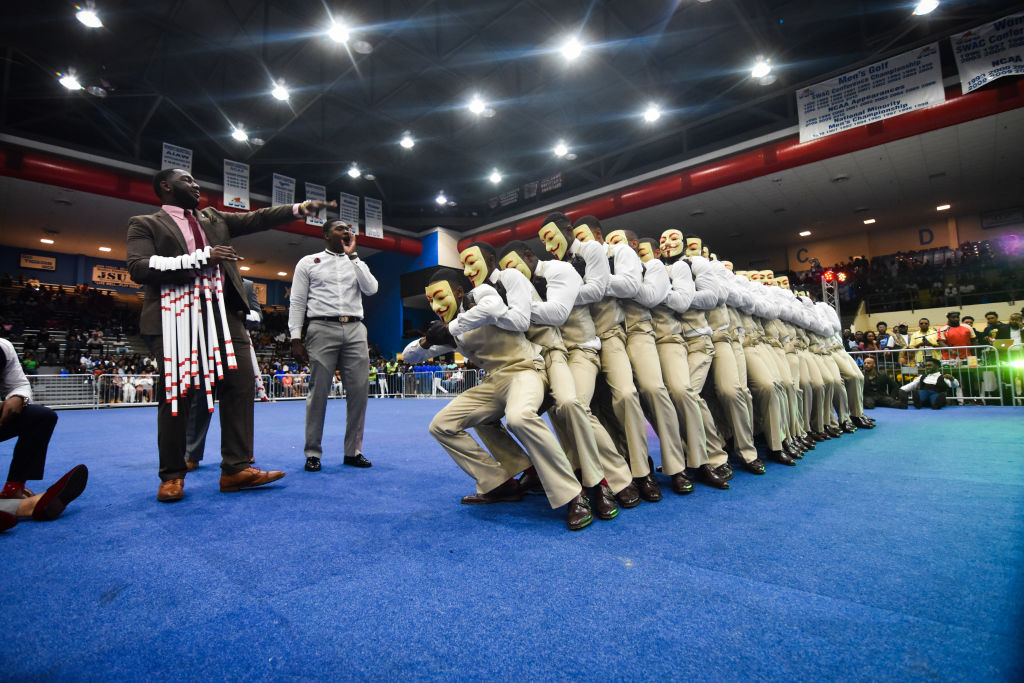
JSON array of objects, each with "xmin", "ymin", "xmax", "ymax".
[
  {"xmin": 606, "ymin": 243, "xmax": 642, "ymax": 299},
  {"xmin": 288, "ymin": 249, "xmax": 379, "ymax": 338},
  {"xmin": 567, "ymin": 240, "xmax": 609, "ymax": 306},
  {"xmin": 531, "ymin": 260, "xmax": 582, "ymax": 326},
  {"xmin": 664, "ymin": 260, "xmax": 696, "ymax": 314},
  {"xmin": 687, "ymin": 256, "xmax": 723, "ymax": 310},
  {"xmin": 1, "ymin": 338, "xmax": 31, "ymax": 402},
  {"xmin": 901, "ymin": 372, "xmax": 959, "ymax": 392},
  {"xmin": 634, "ymin": 258, "xmax": 669, "ymax": 309},
  {"xmin": 448, "ymin": 283, "xmax": 524, "ymax": 336}
]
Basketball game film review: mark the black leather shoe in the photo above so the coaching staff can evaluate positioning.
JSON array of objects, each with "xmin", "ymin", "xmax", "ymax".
[
  {"xmin": 461, "ymin": 479, "xmax": 523, "ymax": 505},
  {"xmin": 770, "ymin": 450, "xmax": 797, "ymax": 466},
  {"xmin": 840, "ymin": 420, "xmax": 857, "ymax": 434},
  {"xmin": 343, "ymin": 454, "xmax": 373, "ymax": 468},
  {"xmin": 714, "ymin": 463, "xmax": 735, "ymax": 481},
  {"xmin": 852, "ymin": 416, "xmax": 875, "ymax": 429},
  {"xmin": 615, "ymin": 482, "xmax": 641, "ymax": 508},
  {"xmin": 783, "ymin": 441, "xmax": 803, "ymax": 459},
  {"xmin": 517, "ymin": 468, "xmax": 544, "ymax": 493},
  {"xmin": 825, "ymin": 425, "xmax": 843, "ymax": 439},
  {"xmin": 593, "ymin": 485, "xmax": 620, "ymax": 520},
  {"xmin": 635, "ymin": 475, "xmax": 662, "ymax": 502},
  {"xmin": 697, "ymin": 464, "xmax": 730, "ymax": 489},
  {"xmin": 304, "ymin": 457, "xmax": 321, "ymax": 472},
  {"xmin": 670, "ymin": 472, "xmax": 694, "ymax": 494},
  {"xmin": 798, "ymin": 435, "xmax": 815, "ymax": 450},
  {"xmin": 566, "ymin": 493, "xmax": 594, "ymax": 531},
  {"xmin": 743, "ymin": 458, "xmax": 766, "ymax": 475},
  {"xmin": 810, "ymin": 431, "xmax": 829, "ymax": 442}
]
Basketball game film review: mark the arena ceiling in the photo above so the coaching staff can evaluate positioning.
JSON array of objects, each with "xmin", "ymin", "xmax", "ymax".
[{"xmin": 2, "ymin": 0, "xmax": 1021, "ymax": 233}]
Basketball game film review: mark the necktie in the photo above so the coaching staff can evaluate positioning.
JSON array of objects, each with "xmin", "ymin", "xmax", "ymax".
[{"xmin": 185, "ymin": 210, "xmax": 207, "ymax": 250}]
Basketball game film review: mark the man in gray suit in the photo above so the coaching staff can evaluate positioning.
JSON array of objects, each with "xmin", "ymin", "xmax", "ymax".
[
  {"xmin": 126, "ymin": 168, "xmax": 334, "ymax": 502},
  {"xmin": 289, "ymin": 220, "xmax": 378, "ymax": 473}
]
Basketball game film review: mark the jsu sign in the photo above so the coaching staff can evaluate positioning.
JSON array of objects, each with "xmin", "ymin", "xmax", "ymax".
[{"xmin": 92, "ymin": 265, "xmax": 141, "ymax": 289}]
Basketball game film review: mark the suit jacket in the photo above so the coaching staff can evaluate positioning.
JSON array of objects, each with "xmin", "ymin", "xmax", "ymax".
[{"xmin": 126, "ymin": 204, "xmax": 295, "ymax": 336}]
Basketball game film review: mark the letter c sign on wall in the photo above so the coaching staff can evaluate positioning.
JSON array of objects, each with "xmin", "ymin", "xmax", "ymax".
[{"xmin": 796, "ymin": 248, "xmax": 809, "ymax": 263}]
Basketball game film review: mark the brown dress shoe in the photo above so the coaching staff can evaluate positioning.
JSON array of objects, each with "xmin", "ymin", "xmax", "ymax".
[
  {"xmin": 460, "ymin": 478, "xmax": 523, "ymax": 505},
  {"xmin": 185, "ymin": 461, "xmax": 199, "ymax": 472},
  {"xmin": 219, "ymin": 467, "xmax": 285, "ymax": 492},
  {"xmin": 592, "ymin": 485, "xmax": 620, "ymax": 520},
  {"xmin": 615, "ymin": 482, "xmax": 641, "ymax": 508},
  {"xmin": 566, "ymin": 493, "xmax": 593, "ymax": 531},
  {"xmin": 635, "ymin": 474, "xmax": 662, "ymax": 502},
  {"xmin": 157, "ymin": 478, "xmax": 185, "ymax": 503},
  {"xmin": 671, "ymin": 472, "xmax": 694, "ymax": 494}
]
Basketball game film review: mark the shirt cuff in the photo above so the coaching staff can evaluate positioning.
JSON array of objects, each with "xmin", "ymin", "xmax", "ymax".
[{"xmin": 292, "ymin": 203, "xmax": 303, "ymax": 217}]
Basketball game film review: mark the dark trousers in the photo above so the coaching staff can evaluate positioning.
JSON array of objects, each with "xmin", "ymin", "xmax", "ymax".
[
  {"xmin": 912, "ymin": 389, "xmax": 947, "ymax": 409},
  {"xmin": 863, "ymin": 394, "xmax": 906, "ymax": 409},
  {"xmin": 145, "ymin": 312, "xmax": 255, "ymax": 481},
  {"xmin": 1, "ymin": 404, "xmax": 58, "ymax": 481}
]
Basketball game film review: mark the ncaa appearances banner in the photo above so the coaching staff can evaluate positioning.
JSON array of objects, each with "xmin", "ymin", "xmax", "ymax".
[
  {"xmin": 364, "ymin": 197, "xmax": 383, "ymax": 239},
  {"xmin": 304, "ymin": 182, "xmax": 326, "ymax": 226},
  {"xmin": 223, "ymin": 160, "xmax": 250, "ymax": 210},
  {"xmin": 952, "ymin": 13, "xmax": 1024, "ymax": 94},
  {"xmin": 340, "ymin": 192, "xmax": 360, "ymax": 234},
  {"xmin": 797, "ymin": 43, "xmax": 943, "ymax": 143},
  {"xmin": 271, "ymin": 173, "xmax": 296, "ymax": 207},
  {"xmin": 161, "ymin": 143, "xmax": 192, "ymax": 173}
]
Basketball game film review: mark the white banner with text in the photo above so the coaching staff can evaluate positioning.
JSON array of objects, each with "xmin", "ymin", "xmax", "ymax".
[
  {"xmin": 271, "ymin": 173, "xmax": 296, "ymax": 207},
  {"xmin": 304, "ymin": 183, "xmax": 326, "ymax": 226},
  {"xmin": 223, "ymin": 160, "xmax": 250, "ymax": 210},
  {"xmin": 340, "ymin": 192, "xmax": 360, "ymax": 234},
  {"xmin": 952, "ymin": 13, "xmax": 1024, "ymax": 94},
  {"xmin": 364, "ymin": 197, "xmax": 383, "ymax": 239},
  {"xmin": 161, "ymin": 143, "xmax": 193, "ymax": 173}
]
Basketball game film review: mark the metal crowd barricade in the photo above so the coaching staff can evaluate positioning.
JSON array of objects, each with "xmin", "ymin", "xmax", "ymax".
[
  {"xmin": 398, "ymin": 369, "xmax": 480, "ymax": 397},
  {"xmin": 26, "ymin": 374, "xmax": 99, "ymax": 409},
  {"xmin": 847, "ymin": 344, "xmax": 1004, "ymax": 405}
]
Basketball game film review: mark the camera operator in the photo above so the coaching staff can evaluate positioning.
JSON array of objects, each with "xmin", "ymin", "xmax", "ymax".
[{"xmin": 900, "ymin": 357, "xmax": 960, "ymax": 410}]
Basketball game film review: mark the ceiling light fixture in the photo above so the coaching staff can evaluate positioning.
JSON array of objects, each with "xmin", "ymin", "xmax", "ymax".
[
  {"xmin": 231, "ymin": 125, "xmax": 248, "ymax": 142},
  {"xmin": 57, "ymin": 71, "xmax": 82, "ymax": 90},
  {"xmin": 913, "ymin": 1, "xmax": 939, "ymax": 16},
  {"xmin": 863, "ymin": 218, "xmax": 876, "ymax": 225},
  {"xmin": 75, "ymin": 4, "xmax": 103, "ymax": 28},
  {"xmin": 936, "ymin": 204, "xmax": 951, "ymax": 211},
  {"xmin": 553, "ymin": 140, "xmax": 569, "ymax": 158},
  {"xmin": 561, "ymin": 35, "xmax": 584, "ymax": 62},
  {"xmin": 271, "ymin": 82, "xmax": 289, "ymax": 101},
  {"xmin": 328, "ymin": 19, "xmax": 350, "ymax": 43},
  {"xmin": 400, "ymin": 131, "xmax": 415, "ymax": 149},
  {"xmin": 642, "ymin": 103, "xmax": 662, "ymax": 123},
  {"xmin": 40, "ymin": 238, "xmax": 55, "ymax": 244},
  {"xmin": 239, "ymin": 266, "xmax": 251, "ymax": 271},
  {"xmin": 347, "ymin": 164, "xmax": 361, "ymax": 179},
  {"xmin": 98, "ymin": 246, "xmax": 112, "ymax": 252},
  {"xmin": 468, "ymin": 94, "xmax": 487, "ymax": 115},
  {"xmin": 799, "ymin": 230, "xmax": 812, "ymax": 237},
  {"xmin": 435, "ymin": 191, "xmax": 448, "ymax": 205},
  {"xmin": 277, "ymin": 271, "xmax": 288, "ymax": 276},
  {"xmin": 751, "ymin": 57, "xmax": 772, "ymax": 79},
  {"xmin": 488, "ymin": 169, "xmax": 502, "ymax": 184}
]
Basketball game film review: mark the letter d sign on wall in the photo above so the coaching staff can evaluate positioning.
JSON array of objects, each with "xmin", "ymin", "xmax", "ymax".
[{"xmin": 919, "ymin": 229, "xmax": 934, "ymax": 245}]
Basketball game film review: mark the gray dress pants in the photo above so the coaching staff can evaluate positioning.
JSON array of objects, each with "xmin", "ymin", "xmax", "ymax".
[{"xmin": 304, "ymin": 320, "xmax": 369, "ymax": 460}]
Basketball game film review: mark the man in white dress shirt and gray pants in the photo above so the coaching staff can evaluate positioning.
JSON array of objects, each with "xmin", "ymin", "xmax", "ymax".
[{"xmin": 289, "ymin": 220, "xmax": 379, "ymax": 472}]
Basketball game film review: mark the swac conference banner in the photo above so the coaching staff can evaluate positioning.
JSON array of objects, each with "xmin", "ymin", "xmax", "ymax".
[
  {"xmin": 271, "ymin": 173, "xmax": 295, "ymax": 207},
  {"xmin": 223, "ymin": 160, "xmax": 250, "ymax": 210},
  {"xmin": 340, "ymin": 192, "xmax": 360, "ymax": 234},
  {"xmin": 304, "ymin": 183, "xmax": 326, "ymax": 226},
  {"xmin": 797, "ymin": 43, "xmax": 943, "ymax": 143},
  {"xmin": 952, "ymin": 13, "xmax": 1024, "ymax": 94}
]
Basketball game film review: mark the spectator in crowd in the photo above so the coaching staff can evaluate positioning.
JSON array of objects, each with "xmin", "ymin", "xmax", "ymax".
[
  {"xmin": 853, "ymin": 330, "xmax": 865, "ymax": 347},
  {"xmin": 938, "ymin": 311, "xmax": 976, "ymax": 360},
  {"xmin": 981, "ymin": 311, "xmax": 1010, "ymax": 344},
  {"xmin": 875, "ymin": 322, "xmax": 895, "ymax": 349},
  {"xmin": 861, "ymin": 356, "xmax": 907, "ymax": 409},
  {"xmin": 860, "ymin": 331, "xmax": 881, "ymax": 351},
  {"xmin": 961, "ymin": 315, "xmax": 979, "ymax": 339},
  {"xmin": 1009, "ymin": 312, "xmax": 1022, "ymax": 345},
  {"xmin": 21, "ymin": 352, "xmax": 38, "ymax": 376},
  {"xmin": 910, "ymin": 318, "xmax": 940, "ymax": 363},
  {"xmin": 842, "ymin": 329, "xmax": 859, "ymax": 352},
  {"xmin": 901, "ymin": 357, "xmax": 960, "ymax": 410},
  {"xmin": 892, "ymin": 322, "xmax": 910, "ymax": 349}
]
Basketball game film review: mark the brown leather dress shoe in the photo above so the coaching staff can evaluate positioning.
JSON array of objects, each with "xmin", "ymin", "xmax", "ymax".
[
  {"xmin": 671, "ymin": 472, "xmax": 694, "ymax": 494},
  {"xmin": 517, "ymin": 468, "xmax": 545, "ymax": 494},
  {"xmin": 461, "ymin": 478, "xmax": 523, "ymax": 505},
  {"xmin": 635, "ymin": 474, "xmax": 662, "ymax": 502},
  {"xmin": 697, "ymin": 464, "xmax": 730, "ymax": 489},
  {"xmin": 615, "ymin": 482, "xmax": 641, "ymax": 508},
  {"xmin": 566, "ymin": 493, "xmax": 593, "ymax": 531},
  {"xmin": 157, "ymin": 478, "xmax": 185, "ymax": 503},
  {"xmin": 592, "ymin": 485, "xmax": 620, "ymax": 520},
  {"xmin": 185, "ymin": 461, "xmax": 199, "ymax": 472},
  {"xmin": 219, "ymin": 467, "xmax": 285, "ymax": 492}
]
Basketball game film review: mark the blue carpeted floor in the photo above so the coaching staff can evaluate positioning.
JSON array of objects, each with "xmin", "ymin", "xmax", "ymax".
[{"xmin": 1, "ymin": 400, "xmax": 1022, "ymax": 681}]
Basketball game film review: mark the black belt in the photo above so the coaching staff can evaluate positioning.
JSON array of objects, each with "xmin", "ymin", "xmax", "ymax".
[{"xmin": 308, "ymin": 315, "xmax": 362, "ymax": 324}]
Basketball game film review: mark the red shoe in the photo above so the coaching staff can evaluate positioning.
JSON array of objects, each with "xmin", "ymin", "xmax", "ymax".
[{"xmin": 32, "ymin": 465, "xmax": 89, "ymax": 521}]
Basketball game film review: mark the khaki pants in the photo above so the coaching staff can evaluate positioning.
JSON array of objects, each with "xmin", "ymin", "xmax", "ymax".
[
  {"xmin": 832, "ymin": 350, "xmax": 865, "ymax": 418},
  {"xmin": 743, "ymin": 344, "xmax": 785, "ymax": 451},
  {"xmin": 799, "ymin": 351, "xmax": 827, "ymax": 433},
  {"xmin": 809, "ymin": 354, "xmax": 840, "ymax": 428},
  {"xmin": 596, "ymin": 328, "xmax": 650, "ymax": 477},
  {"xmin": 785, "ymin": 350, "xmax": 808, "ymax": 437},
  {"xmin": 548, "ymin": 348, "xmax": 633, "ymax": 494},
  {"xmin": 625, "ymin": 325, "xmax": 687, "ymax": 476},
  {"xmin": 684, "ymin": 335, "xmax": 731, "ymax": 465},
  {"xmin": 710, "ymin": 337, "xmax": 757, "ymax": 464},
  {"xmin": 428, "ymin": 360, "xmax": 580, "ymax": 508},
  {"xmin": 815, "ymin": 355, "xmax": 848, "ymax": 425},
  {"xmin": 656, "ymin": 337, "xmax": 710, "ymax": 469}
]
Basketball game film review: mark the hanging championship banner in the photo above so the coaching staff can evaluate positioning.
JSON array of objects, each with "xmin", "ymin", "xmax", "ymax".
[
  {"xmin": 796, "ymin": 43, "xmax": 944, "ymax": 143},
  {"xmin": 499, "ymin": 188, "xmax": 520, "ymax": 207},
  {"xmin": 539, "ymin": 172, "xmax": 563, "ymax": 194},
  {"xmin": 161, "ymin": 143, "xmax": 193, "ymax": 173},
  {"xmin": 304, "ymin": 182, "xmax": 326, "ymax": 226},
  {"xmin": 523, "ymin": 181, "xmax": 538, "ymax": 200},
  {"xmin": 340, "ymin": 192, "xmax": 361, "ymax": 234},
  {"xmin": 271, "ymin": 173, "xmax": 295, "ymax": 207},
  {"xmin": 364, "ymin": 197, "xmax": 383, "ymax": 239},
  {"xmin": 223, "ymin": 160, "xmax": 250, "ymax": 210},
  {"xmin": 952, "ymin": 13, "xmax": 1024, "ymax": 94}
]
